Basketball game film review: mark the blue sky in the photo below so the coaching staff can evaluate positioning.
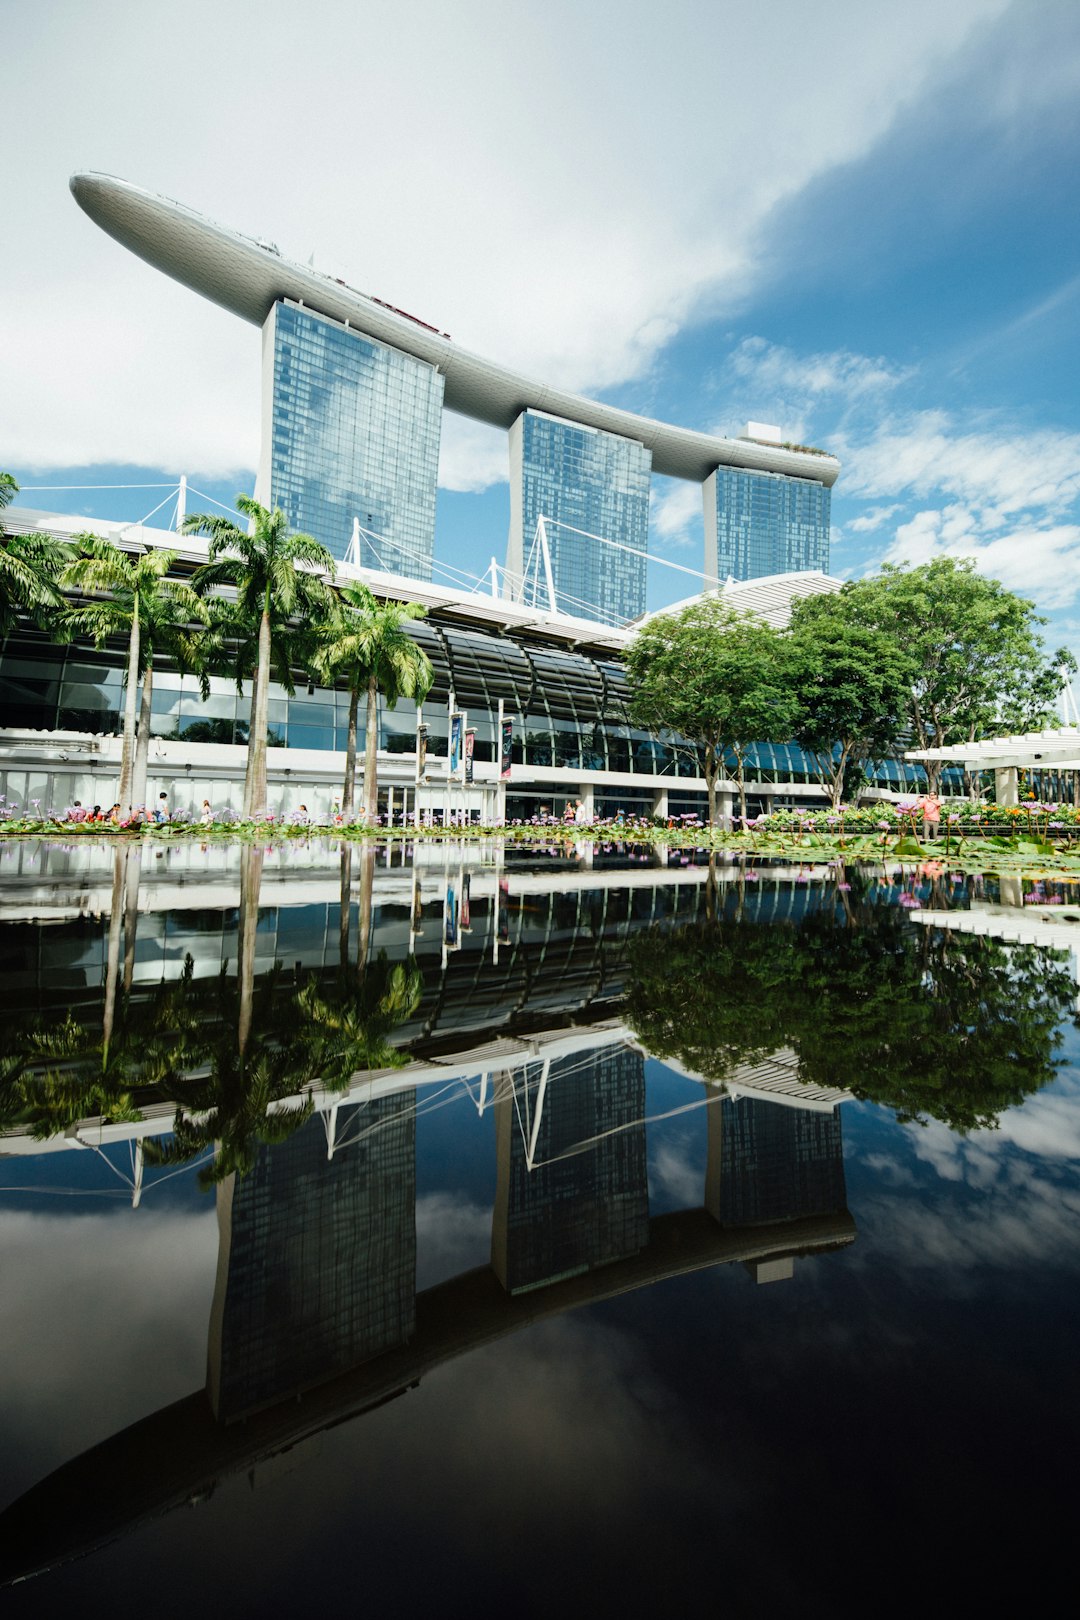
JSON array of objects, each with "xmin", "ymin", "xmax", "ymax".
[{"xmin": 4, "ymin": 1, "xmax": 1079, "ymax": 657}]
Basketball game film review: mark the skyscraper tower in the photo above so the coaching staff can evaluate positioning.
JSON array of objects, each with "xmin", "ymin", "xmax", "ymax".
[
  {"xmin": 256, "ymin": 299, "xmax": 444, "ymax": 575},
  {"xmin": 506, "ymin": 409, "xmax": 651, "ymax": 623}
]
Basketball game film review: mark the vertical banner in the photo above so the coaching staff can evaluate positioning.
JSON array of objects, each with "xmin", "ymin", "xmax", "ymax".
[
  {"xmin": 416, "ymin": 724, "xmax": 428, "ymax": 780},
  {"xmin": 461, "ymin": 872, "xmax": 472, "ymax": 932},
  {"xmin": 464, "ymin": 728, "xmax": 475, "ymax": 785},
  {"xmin": 411, "ymin": 877, "xmax": 424, "ymax": 935},
  {"xmin": 450, "ymin": 713, "xmax": 463, "ymax": 775},
  {"xmin": 500, "ymin": 718, "xmax": 513, "ymax": 780},
  {"xmin": 444, "ymin": 883, "xmax": 459, "ymax": 949},
  {"xmin": 498, "ymin": 875, "xmax": 510, "ymax": 943}
]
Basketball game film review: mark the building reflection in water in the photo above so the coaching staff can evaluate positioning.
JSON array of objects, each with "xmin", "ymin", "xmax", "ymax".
[
  {"xmin": 492, "ymin": 1049, "xmax": 650, "ymax": 1294},
  {"xmin": 208, "ymin": 1096, "xmax": 417, "ymax": 1423}
]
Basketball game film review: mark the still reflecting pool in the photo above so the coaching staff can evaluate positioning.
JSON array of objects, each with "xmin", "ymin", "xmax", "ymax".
[{"xmin": 2, "ymin": 839, "xmax": 1079, "ymax": 1613}]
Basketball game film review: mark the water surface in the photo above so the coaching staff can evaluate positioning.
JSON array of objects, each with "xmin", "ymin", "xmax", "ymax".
[{"xmin": 2, "ymin": 839, "xmax": 1078, "ymax": 1614}]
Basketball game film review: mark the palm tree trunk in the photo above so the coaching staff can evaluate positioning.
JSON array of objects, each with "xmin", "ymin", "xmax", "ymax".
[
  {"xmin": 343, "ymin": 684, "xmax": 360, "ymax": 814},
  {"xmin": 103, "ymin": 847, "xmax": 126, "ymax": 1065},
  {"xmin": 237, "ymin": 846, "xmax": 264, "ymax": 1059},
  {"xmin": 357, "ymin": 843, "xmax": 375, "ymax": 982},
  {"xmin": 132, "ymin": 663, "xmax": 153, "ymax": 815},
  {"xmin": 118, "ymin": 604, "xmax": 140, "ymax": 813},
  {"xmin": 339, "ymin": 844, "xmax": 352, "ymax": 972},
  {"xmin": 245, "ymin": 608, "xmax": 272, "ymax": 818},
  {"xmin": 123, "ymin": 846, "xmax": 141, "ymax": 994},
  {"xmin": 363, "ymin": 674, "xmax": 379, "ymax": 823}
]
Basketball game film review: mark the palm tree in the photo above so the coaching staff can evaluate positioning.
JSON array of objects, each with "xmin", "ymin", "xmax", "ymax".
[
  {"xmin": 311, "ymin": 582, "xmax": 432, "ymax": 819},
  {"xmin": 61, "ymin": 537, "xmax": 208, "ymax": 814},
  {"xmin": 0, "ymin": 472, "xmax": 71, "ymax": 642},
  {"xmin": 183, "ymin": 497, "xmax": 335, "ymax": 818}
]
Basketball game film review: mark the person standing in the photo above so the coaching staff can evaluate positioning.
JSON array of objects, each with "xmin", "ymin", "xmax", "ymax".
[{"xmin": 155, "ymin": 791, "xmax": 169, "ymax": 823}]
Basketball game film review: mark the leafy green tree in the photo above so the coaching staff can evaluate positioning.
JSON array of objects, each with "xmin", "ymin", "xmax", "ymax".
[
  {"xmin": 183, "ymin": 497, "xmax": 335, "ymax": 817},
  {"xmin": 0, "ymin": 472, "xmax": 71, "ymax": 642},
  {"xmin": 310, "ymin": 582, "xmax": 432, "ymax": 819},
  {"xmin": 794, "ymin": 559, "xmax": 1056, "ymax": 794},
  {"xmin": 61, "ymin": 538, "xmax": 208, "ymax": 812},
  {"xmin": 787, "ymin": 608, "xmax": 914, "ymax": 810},
  {"xmin": 626, "ymin": 599, "xmax": 796, "ymax": 823}
]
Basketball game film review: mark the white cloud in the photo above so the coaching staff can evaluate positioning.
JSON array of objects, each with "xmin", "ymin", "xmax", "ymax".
[
  {"xmin": 841, "ymin": 411, "xmax": 1080, "ymax": 516},
  {"xmin": 0, "ymin": 0, "xmax": 1005, "ymax": 474},
  {"xmin": 847, "ymin": 503, "xmax": 902, "ymax": 534},
  {"xmin": 437, "ymin": 416, "xmax": 508, "ymax": 494},
  {"xmin": 879, "ymin": 504, "xmax": 1080, "ymax": 603},
  {"xmin": 650, "ymin": 482, "xmax": 702, "ymax": 547},
  {"xmin": 727, "ymin": 336, "xmax": 911, "ymax": 415}
]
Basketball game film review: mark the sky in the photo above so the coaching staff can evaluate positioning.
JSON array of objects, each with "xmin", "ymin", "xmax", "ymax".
[{"xmin": 3, "ymin": 0, "xmax": 1080, "ymax": 658}]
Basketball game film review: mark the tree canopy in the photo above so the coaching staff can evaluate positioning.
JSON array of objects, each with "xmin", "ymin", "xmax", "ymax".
[
  {"xmin": 791, "ymin": 558, "xmax": 1059, "ymax": 793},
  {"xmin": 627, "ymin": 893, "xmax": 1076, "ymax": 1132},
  {"xmin": 626, "ymin": 599, "xmax": 795, "ymax": 822},
  {"xmin": 787, "ymin": 604, "xmax": 915, "ymax": 810}
]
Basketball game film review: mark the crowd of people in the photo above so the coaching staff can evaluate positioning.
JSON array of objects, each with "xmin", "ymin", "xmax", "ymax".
[{"xmin": 65, "ymin": 792, "xmax": 172, "ymax": 826}]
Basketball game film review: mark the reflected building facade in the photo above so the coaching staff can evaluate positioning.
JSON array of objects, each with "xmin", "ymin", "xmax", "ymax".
[
  {"xmin": 507, "ymin": 410, "xmax": 652, "ymax": 624},
  {"xmin": 491, "ymin": 1047, "xmax": 650, "ymax": 1293},
  {"xmin": 705, "ymin": 1096, "xmax": 847, "ymax": 1230},
  {"xmin": 257, "ymin": 299, "xmax": 444, "ymax": 574},
  {"xmin": 207, "ymin": 1098, "xmax": 416, "ymax": 1422},
  {"xmin": 704, "ymin": 465, "xmax": 831, "ymax": 583}
]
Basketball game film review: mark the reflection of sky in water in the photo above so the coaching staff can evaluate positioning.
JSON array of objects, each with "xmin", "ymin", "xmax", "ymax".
[{"xmin": 2, "ymin": 846, "xmax": 1079, "ymax": 1612}]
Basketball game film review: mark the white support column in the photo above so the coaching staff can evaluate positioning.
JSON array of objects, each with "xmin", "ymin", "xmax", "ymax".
[
  {"xmin": 538, "ymin": 515, "xmax": 558, "ymax": 615},
  {"xmin": 580, "ymin": 784, "xmax": 595, "ymax": 821},
  {"xmin": 478, "ymin": 1071, "xmax": 489, "ymax": 1117},
  {"xmin": 525, "ymin": 1058, "xmax": 551, "ymax": 1172},
  {"xmin": 175, "ymin": 474, "xmax": 187, "ymax": 533},
  {"xmin": 132, "ymin": 1139, "xmax": 144, "ymax": 1209},
  {"xmin": 653, "ymin": 787, "xmax": 669, "ymax": 820},
  {"xmin": 995, "ymin": 766, "xmax": 1019, "ymax": 807},
  {"xmin": 387, "ymin": 785, "xmax": 395, "ymax": 827},
  {"xmin": 325, "ymin": 1104, "xmax": 339, "ymax": 1161}
]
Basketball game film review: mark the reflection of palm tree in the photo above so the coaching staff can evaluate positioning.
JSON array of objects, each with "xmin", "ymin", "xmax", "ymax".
[
  {"xmin": 155, "ymin": 1043, "xmax": 315, "ymax": 1187},
  {"xmin": 356, "ymin": 843, "xmax": 376, "ymax": 981},
  {"xmin": 295, "ymin": 954, "xmax": 422, "ymax": 1092}
]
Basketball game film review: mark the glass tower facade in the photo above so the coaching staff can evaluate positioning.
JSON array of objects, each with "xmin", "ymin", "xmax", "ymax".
[
  {"xmin": 704, "ymin": 466, "xmax": 830, "ymax": 582},
  {"xmin": 258, "ymin": 299, "xmax": 444, "ymax": 576},
  {"xmin": 506, "ymin": 409, "xmax": 651, "ymax": 625}
]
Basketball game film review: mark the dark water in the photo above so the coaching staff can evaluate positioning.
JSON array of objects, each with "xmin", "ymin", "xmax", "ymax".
[{"xmin": 2, "ymin": 839, "xmax": 1079, "ymax": 1615}]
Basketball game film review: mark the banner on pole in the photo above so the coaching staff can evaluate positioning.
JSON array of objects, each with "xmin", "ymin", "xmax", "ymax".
[
  {"xmin": 450, "ymin": 713, "xmax": 463, "ymax": 775},
  {"xmin": 464, "ymin": 728, "xmax": 475, "ymax": 785},
  {"xmin": 499, "ymin": 718, "xmax": 513, "ymax": 780}
]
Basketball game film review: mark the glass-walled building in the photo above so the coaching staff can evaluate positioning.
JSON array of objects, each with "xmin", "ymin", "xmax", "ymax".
[
  {"xmin": 506, "ymin": 409, "xmax": 651, "ymax": 624},
  {"xmin": 257, "ymin": 299, "xmax": 444, "ymax": 574},
  {"xmin": 704, "ymin": 466, "xmax": 830, "ymax": 582}
]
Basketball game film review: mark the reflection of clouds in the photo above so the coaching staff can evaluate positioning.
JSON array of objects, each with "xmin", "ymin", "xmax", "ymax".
[
  {"xmin": 415, "ymin": 1193, "xmax": 490, "ymax": 1290},
  {"xmin": 860, "ymin": 1152, "xmax": 916, "ymax": 1187},
  {"xmin": 858, "ymin": 1171, "xmax": 1080, "ymax": 1276},
  {"xmin": 905, "ymin": 1069, "xmax": 1080, "ymax": 1188},
  {"xmin": 337, "ymin": 1314, "xmax": 722, "ymax": 1531},
  {"xmin": 0, "ymin": 1208, "xmax": 217, "ymax": 1501},
  {"xmin": 648, "ymin": 1139, "xmax": 700, "ymax": 1210}
]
